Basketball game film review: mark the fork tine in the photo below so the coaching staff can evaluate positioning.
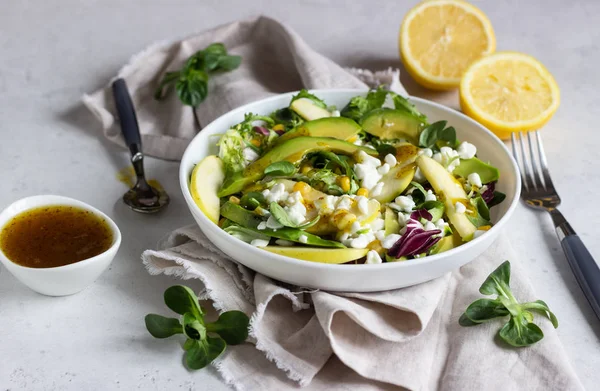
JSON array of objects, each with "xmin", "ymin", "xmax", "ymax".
[
  {"xmin": 511, "ymin": 133, "xmax": 528, "ymax": 190},
  {"xmin": 534, "ymin": 131, "xmax": 557, "ymax": 191},
  {"xmin": 518, "ymin": 131, "xmax": 537, "ymax": 191},
  {"xmin": 527, "ymin": 131, "xmax": 544, "ymax": 190}
]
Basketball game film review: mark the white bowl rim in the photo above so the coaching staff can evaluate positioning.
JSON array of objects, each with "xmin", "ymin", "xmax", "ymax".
[
  {"xmin": 0, "ymin": 194, "xmax": 122, "ymax": 272},
  {"xmin": 180, "ymin": 88, "xmax": 521, "ymax": 270}
]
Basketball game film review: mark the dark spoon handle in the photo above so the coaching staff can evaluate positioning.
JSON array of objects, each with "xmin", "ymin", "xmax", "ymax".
[{"xmin": 112, "ymin": 78, "xmax": 142, "ymax": 158}]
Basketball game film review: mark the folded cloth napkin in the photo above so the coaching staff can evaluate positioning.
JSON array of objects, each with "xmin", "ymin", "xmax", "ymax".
[{"xmin": 85, "ymin": 16, "xmax": 583, "ymax": 391}]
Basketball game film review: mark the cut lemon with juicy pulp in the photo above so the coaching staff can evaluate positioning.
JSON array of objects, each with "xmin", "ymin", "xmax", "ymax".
[
  {"xmin": 460, "ymin": 52, "xmax": 560, "ymax": 139},
  {"xmin": 190, "ymin": 155, "xmax": 225, "ymax": 224},
  {"xmin": 400, "ymin": 0, "xmax": 496, "ymax": 90}
]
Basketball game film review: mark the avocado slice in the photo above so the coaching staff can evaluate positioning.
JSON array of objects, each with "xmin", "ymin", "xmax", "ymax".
[
  {"xmin": 416, "ymin": 155, "xmax": 477, "ymax": 241},
  {"xmin": 453, "ymin": 158, "xmax": 500, "ymax": 184},
  {"xmin": 430, "ymin": 231, "xmax": 463, "ymax": 255},
  {"xmin": 276, "ymin": 117, "xmax": 361, "ymax": 144},
  {"xmin": 361, "ymin": 109, "xmax": 423, "ymax": 144},
  {"xmin": 290, "ymin": 98, "xmax": 331, "ymax": 120},
  {"xmin": 263, "ymin": 246, "xmax": 368, "ymax": 263},
  {"xmin": 218, "ymin": 137, "xmax": 378, "ymax": 197}
]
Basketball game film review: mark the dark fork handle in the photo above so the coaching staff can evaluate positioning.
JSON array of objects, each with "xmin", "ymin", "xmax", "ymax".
[{"xmin": 551, "ymin": 209, "xmax": 600, "ymax": 319}]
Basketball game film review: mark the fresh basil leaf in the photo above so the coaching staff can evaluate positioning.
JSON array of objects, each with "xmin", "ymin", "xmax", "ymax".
[
  {"xmin": 164, "ymin": 285, "xmax": 204, "ymax": 319},
  {"xmin": 419, "ymin": 121, "xmax": 447, "ymax": 148},
  {"xmin": 479, "ymin": 260, "xmax": 511, "ymax": 297},
  {"xmin": 145, "ymin": 314, "xmax": 183, "ymax": 338},
  {"xmin": 183, "ymin": 312, "xmax": 206, "ymax": 341},
  {"xmin": 155, "ymin": 42, "xmax": 241, "ymax": 107},
  {"xmin": 264, "ymin": 161, "xmax": 296, "ymax": 177},
  {"xmin": 498, "ymin": 315, "xmax": 544, "ymax": 347},
  {"xmin": 218, "ymin": 55, "xmax": 242, "ymax": 71},
  {"xmin": 488, "ymin": 191, "xmax": 506, "ymax": 208},
  {"xmin": 204, "ymin": 43, "xmax": 226, "ymax": 54},
  {"xmin": 154, "ymin": 71, "xmax": 181, "ymax": 100},
  {"xmin": 269, "ymin": 202, "xmax": 296, "ymax": 227},
  {"xmin": 440, "ymin": 126, "xmax": 456, "ymax": 145},
  {"xmin": 206, "ymin": 311, "xmax": 250, "ymax": 345},
  {"xmin": 269, "ymin": 202, "xmax": 318, "ymax": 229},
  {"xmin": 522, "ymin": 300, "xmax": 559, "ymax": 328},
  {"xmin": 185, "ymin": 336, "xmax": 227, "ymax": 370},
  {"xmin": 340, "ymin": 86, "xmax": 389, "ymax": 122},
  {"xmin": 176, "ymin": 69, "xmax": 208, "ymax": 106},
  {"xmin": 464, "ymin": 298, "xmax": 510, "ymax": 323},
  {"xmin": 290, "ymin": 89, "xmax": 327, "ymax": 108}
]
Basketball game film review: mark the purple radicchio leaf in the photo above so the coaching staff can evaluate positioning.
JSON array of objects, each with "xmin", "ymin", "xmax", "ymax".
[
  {"xmin": 481, "ymin": 181, "xmax": 496, "ymax": 204},
  {"xmin": 252, "ymin": 126, "xmax": 270, "ymax": 136},
  {"xmin": 410, "ymin": 209, "xmax": 433, "ymax": 221},
  {"xmin": 274, "ymin": 129, "xmax": 285, "ymax": 136},
  {"xmin": 388, "ymin": 219, "xmax": 442, "ymax": 258}
]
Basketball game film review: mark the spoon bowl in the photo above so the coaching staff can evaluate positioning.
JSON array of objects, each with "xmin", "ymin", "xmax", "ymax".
[
  {"xmin": 112, "ymin": 79, "xmax": 170, "ymax": 214},
  {"xmin": 122, "ymin": 179, "xmax": 170, "ymax": 213}
]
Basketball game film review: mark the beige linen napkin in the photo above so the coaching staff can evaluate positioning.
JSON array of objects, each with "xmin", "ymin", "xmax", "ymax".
[{"xmin": 84, "ymin": 16, "xmax": 583, "ymax": 390}]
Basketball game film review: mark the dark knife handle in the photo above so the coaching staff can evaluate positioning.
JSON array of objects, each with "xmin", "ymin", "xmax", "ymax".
[
  {"xmin": 552, "ymin": 209, "xmax": 600, "ymax": 320},
  {"xmin": 112, "ymin": 78, "xmax": 142, "ymax": 157}
]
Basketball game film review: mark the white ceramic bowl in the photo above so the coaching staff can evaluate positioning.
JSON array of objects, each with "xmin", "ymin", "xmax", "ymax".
[
  {"xmin": 0, "ymin": 195, "xmax": 121, "ymax": 296},
  {"xmin": 180, "ymin": 90, "xmax": 520, "ymax": 292}
]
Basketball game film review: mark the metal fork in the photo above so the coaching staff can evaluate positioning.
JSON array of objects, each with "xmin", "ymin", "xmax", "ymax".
[{"xmin": 512, "ymin": 131, "xmax": 600, "ymax": 319}]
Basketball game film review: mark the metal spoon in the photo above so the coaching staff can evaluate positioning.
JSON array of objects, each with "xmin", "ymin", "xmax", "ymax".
[{"xmin": 111, "ymin": 78, "xmax": 169, "ymax": 213}]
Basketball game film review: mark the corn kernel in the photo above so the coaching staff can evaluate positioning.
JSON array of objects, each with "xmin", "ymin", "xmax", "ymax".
[
  {"xmin": 338, "ymin": 176, "xmax": 351, "ymax": 193},
  {"xmin": 293, "ymin": 181, "xmax": 311, "ymax": 196},
  {"xmin": 273, "ymin": 124, "xmax": 284, "ymax": 131},
  {"xmin": 347, "ymin": 135, "xmax": 358, "ymax": 143},
  {"xmin": 250, "ymin": 139, "xmax": 261, "ymax": 147},
  {"xmin": 356, "ymin": 187, "xmax": 369, "ymax": 197},
  {"xmin": 300, "ymin": 164, "xmax": 312, "ymax": 174},
  {"xmin": 229, "ymin": 196, "xmax": 240, "ymax": 204},
  {"xmin": 479, "ymin": 225, "xmax": 492, "ymax": 231},
  {"xmin": 368, "ymin": 240, "xmax": 384, "ymax": 254},
  {"xmin": 331, "ymin": 210, "xmax": 357, "ymax": 230}
]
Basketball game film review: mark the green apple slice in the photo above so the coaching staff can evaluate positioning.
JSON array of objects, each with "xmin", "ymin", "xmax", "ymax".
[
  {"xmin": 373, "ymin": 164, "xmax": 416, "ymax": 203},
  {"xmin": 190, "ymin": 155, "xmax": 225, "ymax": 224},
  {"xmin": 263, "ymin": 246, "xmax": 368, "ymax": 263},
  {"xmin": 290, "ymin": 98, "xmax": 331, "ymax": 120},
  {"xmin": 416, "ymin": 155, "xmax": 477, "ymax": 240}
]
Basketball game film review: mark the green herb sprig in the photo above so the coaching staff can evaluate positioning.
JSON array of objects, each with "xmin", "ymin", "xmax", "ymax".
[
  {"xmin": 269, "ymin": 202, "xmax": 320, "ymax": 229},
  {"xmin": 418, "ymin": 120, "xmax": 457, "ymax": 149},
  {"xmin": 154, "ymin": 43, "xmax": 241, "ymax": 106},
  {"xmin": 145, "ymin": 285, "xmax": 249, "ymax": 370},
  {"xmin": 459, "ymin": 261, "xmax": 558, "ymax": 347}
]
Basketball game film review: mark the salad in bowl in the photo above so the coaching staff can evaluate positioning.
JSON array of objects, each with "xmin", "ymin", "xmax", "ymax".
[{"xmin": 189, "ymin": 88, "xmax": 505, "ymax": 265}]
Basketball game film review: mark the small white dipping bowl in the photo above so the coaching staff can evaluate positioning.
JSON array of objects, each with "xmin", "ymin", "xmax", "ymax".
[
  {"xmin": 180, "ymin": 89, "xmax": 521, "ymax": 292},
  {"xmin": 0, "ymin": 195, "xmax": 121, "ymax": 296}
]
